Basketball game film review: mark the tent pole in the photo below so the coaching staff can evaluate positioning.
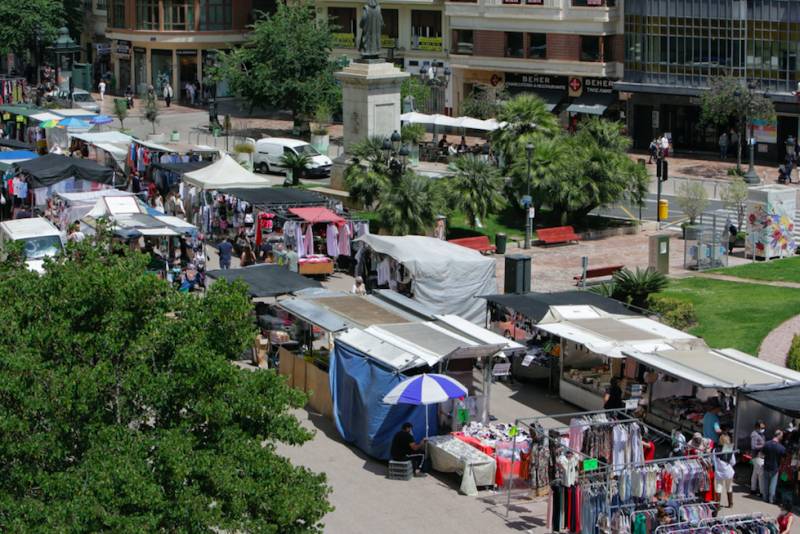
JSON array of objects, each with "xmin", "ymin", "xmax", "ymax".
[{"xmin": 482, "ymin": 354, "xmax": 492, "ymax": 425}]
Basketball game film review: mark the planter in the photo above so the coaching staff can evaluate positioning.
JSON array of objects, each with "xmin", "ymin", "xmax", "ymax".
[
  {"xmin": 170, "ymin": 131, "xmax": 180, "ymax": 142},
  {"xmin": 311, "ymin": 133, "xmax": 330, "ymax": 155}
]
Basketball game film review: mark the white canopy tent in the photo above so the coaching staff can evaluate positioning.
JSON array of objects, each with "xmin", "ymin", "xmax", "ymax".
[
  {"xmin": 71, "ymin": 131, "xmax": 133, "ymax": 145},
  {"xmin": 400, "ymin": 112, "xmax": 502, "ymax": 131},
  {"xmin": 354, "ymin": 234, "xmax": 496, "ymax": 324},
  {"xmin": 182, "ymin": 153, "xmax": 271, "ymax": 190},
  {"xmin": 55, "ymin": 189, "xmax": 135, "ymax": 227}
]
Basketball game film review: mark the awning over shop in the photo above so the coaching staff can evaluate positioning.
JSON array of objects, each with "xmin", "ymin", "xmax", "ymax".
[
  {"xmin": 624, "ymin": 348, "xmax": 800, "ymax": 390},
  {"xmin": 150, "ymin": 161, "xmax": 212, "ymax": 174},
  {"xmin": 51, "ymin": 108, "xmax": 98, "ymax": 119},
  {"xmin": 482, "ymin": 291, "xmax": 635, "ymax": 323},
  {"xmin": 15, "ymin": 154, "xmax": 115, "ymax": 187},
  {"xmin": 220, "ymin": 186, "xmax": 327, "ymax": 206},
  {"xmin": 206, "ymin": 264, "xmax": 322, "ymax": 298},
  {"xmin": 531, "ymin": 89, "xmax": 564, "ymax": 112},
  {"xmin": 742, "ymin": 384, "xmax": 800, "ymax": 417},
  {"xmin": 566, "ymin": 92, "xmax": 617, "ymax": 115},
  {"xmin": 288, "ymin": 206, "xmax": 344, "ymax": 224},
  {"xmin": 0, "ymin": 138, "xmax": 35, "ymax": 150},
  {"xmin": 31, "ymin": 112, "xmax": 64, "ymax": 122},
  {"xmin": 279, "ymin": 297, "xmax": 353, "ymax": 332},
  {"xmin": 182, "ymin": 154, "xmax": 271, "ymax": 190},
  {"xmin": 0, "ymin": 104, "xmax": 46, "ymax": 118},
  {"xmin": 435, "ymin": 314, "xmax": 524, "ymax": 352},
  {"xmin": 71, "ymin": 131, "xmax": 134, "ymax": 145}
]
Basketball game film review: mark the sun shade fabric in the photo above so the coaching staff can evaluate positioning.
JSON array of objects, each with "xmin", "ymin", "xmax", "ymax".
[
  {"xmin": 329, "ymin": 340, "xmax": 437, "ymax": 460},
  {"xmin": 206, "ymin": 264, "xmax": 321, "ymax": 297},
  {"xmin": 150, "ymin": 161, "xmax": 212, "ymax": 174},
  {"xmin": 566, "ymin": 92, "xmax": 617, "ymax": 115},
  {"xmin": 15, "ymin": 154, "xmax": 115, "ymax": 187},
  {"xmin": 355, "ymin": 235, "xmax": 496, "ymax": 324},
  {"xmin": 0, "ymin": 138, "xmax": 35, "ymax": 150},
  {"xmin": 482, "ymin": 291, "xmax": 635, "ymax": 323},
  {"xmin": 383, "ymin": 374, "xmax": 468, "ymax": 405},
  {"xmin": 70, "ymin": 131, "xmax": 133, "ymax": 145},
  {"xmin": 182, "ymin": 154, "xmax": 271, "ymax": 190},
  {"xmin": 219, "ymin": 187, "xmax": 327, "ymax": 206},
  {"xmin": 742, "ymin": 384, "xmax": 800, "ymax": 417},
  {"xmin": 0, "ymin": 150, "xmax": 38, "ymax": 162},
  {"xmin": 288, "ymin": 206, "xmax": 345, "ymax": 224}
]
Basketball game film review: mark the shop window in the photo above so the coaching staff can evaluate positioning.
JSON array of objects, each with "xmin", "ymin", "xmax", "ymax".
[
  {"xmin": 527, "ymin": 33, "xmax": 546, "ymax": 59},
  {"xmin": 411, "ymin": 10, "xmax": 442, "ymax": 51},
  {"xmin": 137, "ymin": 0, "xmax": 160, "ymax": 30},
  {"xmin": 572, "ymin": 0, "xmax": 615, "ymax": 6},
  {"xmin": 453, "ymin": 29, "xmax": 474, "ymax": 55},
  {"xmin": 581, "ymin": 35, "xmax": 601, "ymax": 62},
  {"xmin": 382, "ymin": 9, "xmax": 399, "ymax": 48},
  {"xmin": 164, "ymin": 1, "xmax": 195, "ymax": 31},
  {"xmin": 199, "ymin": 0, "xmax": 232, "ymax": 31},
  {"xmin": 505, "ymin": 32, "xmax": 524, "ymax": 58},
  {"xmin": 329, "ymin": 7, "xmax": 357, "ymax": 49},
  {"xmin": 151, "ymin": 49, "xmax": 173, "ymax": 95},
  {"xmin": 108, "ymin": 0, "xmax": 125, "ymax": 28}
]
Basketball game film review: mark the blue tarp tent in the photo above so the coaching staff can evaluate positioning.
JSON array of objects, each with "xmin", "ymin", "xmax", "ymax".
[
  {"xmin": 0, "ymin": 150, "xmax": 38, "ymax": 162},
  {"xmin": 330, "ymin": 341, "xmax": 437, "ymax": 460}
]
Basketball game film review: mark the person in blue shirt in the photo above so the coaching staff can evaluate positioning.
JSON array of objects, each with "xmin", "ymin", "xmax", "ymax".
[
  {"xmin": 217, "ymin": 237, "xmax": 233, "ymax": 270},
  {"xmin": 702, "ymin": 405, "xmax": 722, "ymax": 444}
]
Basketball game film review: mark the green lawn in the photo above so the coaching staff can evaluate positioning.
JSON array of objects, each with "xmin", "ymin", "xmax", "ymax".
[
  {"xmin": 352, "ymin": 209, "xmax": 529, "ymax": 240},
  {"xmin": 711, "ymin": 256, "xmax": 800, "ymax": 284},
  {"xmin": 659, "ymin": 277, "xmax": 800, "ymax": 355}
]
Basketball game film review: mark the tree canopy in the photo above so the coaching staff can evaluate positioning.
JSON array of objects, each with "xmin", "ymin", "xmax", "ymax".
[
  {"xmin": 0, "ymin": 236, "xmax": 331, "ymax": 532},
  {"xmin": 212, "ymin": 1, "xmax": 338, "ymax": 122},
  {"xmin": 0, "ymin": 0, "xmax": 63, "ymax": 56}
]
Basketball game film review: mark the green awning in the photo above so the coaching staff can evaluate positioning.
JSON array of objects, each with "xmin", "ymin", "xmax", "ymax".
[
  {"xmin": 0, "ymin": 104, "xmax": 47, "ymax": 118},
  {"xmin": 566, "ymin": 92, "xmax": 617, "ymax": 115}
]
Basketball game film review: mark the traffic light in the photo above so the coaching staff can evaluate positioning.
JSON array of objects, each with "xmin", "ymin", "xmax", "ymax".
[{"xmin": 657, "ymin": 159, "xmax": 669, "ymax": 182}]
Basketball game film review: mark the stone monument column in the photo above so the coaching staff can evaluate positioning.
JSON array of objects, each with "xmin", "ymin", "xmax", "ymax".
[{"xmin": 330, "ymin": 0, "xmax": 409, "ymax": 190}]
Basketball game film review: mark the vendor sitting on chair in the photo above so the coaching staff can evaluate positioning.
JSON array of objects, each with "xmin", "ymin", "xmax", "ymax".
[{"xmin": 391, "ymin": 422, "xmax": 427, "ymax": 475}]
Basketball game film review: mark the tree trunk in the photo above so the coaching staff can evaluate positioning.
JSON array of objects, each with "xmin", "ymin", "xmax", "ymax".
[{"xmin": 737, "ymin": 132, "xmax": 742, "ymax": 169}]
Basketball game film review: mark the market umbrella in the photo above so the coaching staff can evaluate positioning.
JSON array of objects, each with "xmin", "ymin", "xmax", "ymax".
[
  {"xmin": 382, "ymin": 373, "xmax": 468, "ymax": 438},
  {"xmin": 58, "ymin": 117, "xmax": 90, "ymax": 129},
  {"xmin": 40, "ymin": 119, "xmax": 60, "ymax": 129},
  {"xmin": 90, "ymin": 114, "xmax": 113, "ymax": 125}
]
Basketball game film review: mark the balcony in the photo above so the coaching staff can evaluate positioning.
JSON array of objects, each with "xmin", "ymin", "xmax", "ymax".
[{"xmin": 448, "ymin": 54, "xmax": 623, "ymax": 79}]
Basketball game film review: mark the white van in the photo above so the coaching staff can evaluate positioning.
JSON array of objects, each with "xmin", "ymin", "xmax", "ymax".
[
  {"xmin": 252, "ymin": 137, "xmax": 333, "ymax": 178},
  {"xmin": 0, "ymin": 217, "xmax": 65, "ymax": 273}
]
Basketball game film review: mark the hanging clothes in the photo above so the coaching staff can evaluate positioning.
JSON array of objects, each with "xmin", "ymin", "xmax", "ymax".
[
  {"xmin": 326, "ymin": 223, "xmax": 339, "ymax": 257},
  {"xmin": 304, "ymin": 224, "xmax": 314, "ymax": 256},
  {"xmin": 337, "ymin": 222, "xmax": 351, "ymax": 257},
  {"xmin": 295, "ymin": 223, "xmax": 305, "ymax": 259}
]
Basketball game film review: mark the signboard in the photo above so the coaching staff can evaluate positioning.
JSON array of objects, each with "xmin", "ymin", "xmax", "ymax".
[
  {"xmin": 526, "ymin": 0, "xmax": 544, "ymax": 4},
  {"xmin": 568, "ymin": 77, "xmax": 583, "ymax": 97},
  {"xmin": 505, "ymin": 73, "xmax": 568, "ymax": 92},
  {"xmin": 95, "ymin": 43, "xmax": 111, "ymax": 55},
  {"xmin": 583, "ymin": 77, "xmax": 615, "ymax": 94},
  {"xmin": 502, "ymin": 0, "xmax": 521, "ymax": 4},
  {"xmin": 332, "ymin": 33, "xmax": 356, "ymax": 48},
  {"xmin": 381, "ymin": 36, "xmax": 396, "ymax": 48},
  {"xmin": 415, "ymin": 36, "xmax": 443, "ymax": 52},
  {"xmin": 528, "ymin": 207, "xmax": 535, "ymax": 219},
  {"xmin": 133, "ymin": 47, "xmax": 146, "ymax": 54},
  {"xmin": 752, "ymin": 118, "xmax": 777, "ymax": 144},
  {"xmin": 624, "ymin": 398, "xmax": 640, "ymax": 410},
  {"xmin": 176, "ymin": 49, "xmax": 198, "ymax": 56},
  {"xmin": 588, "ymin": 0, "xmax": 603, "ymax": 5},
  {"xmin": 583, "ymin": 458, "xmax": 599, "ymax": 471},
  {"xmin": 521, "ymin": 354, "xmax": 535, "ymax": 367}
]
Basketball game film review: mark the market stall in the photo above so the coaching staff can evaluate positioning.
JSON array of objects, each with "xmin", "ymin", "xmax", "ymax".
[
  {"xmin": 68, "ymin": 131, "xmax": 134, "ymax": 172},
  {"xmin": 206, "ymin": 263, "xmax": 322, "ymax": 298},
  {"xmin": 51, "ymin": 189, "xmax": 135, "ymax": 229},
  {"xmin": 284, "ymin": 206, "xmax": 348, "ymax": 276},
  {"xmin": 354, "ymin": 234, "xmax": 497, "ymax": 324},
  {"xmin": 13, "ymin": 154, "xmax": 117, "ymax": 206}
]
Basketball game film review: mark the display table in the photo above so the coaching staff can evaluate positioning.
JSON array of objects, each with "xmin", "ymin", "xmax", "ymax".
[
  {"xmin": 427, "ymin": 435, "xmax": 496, "ymax": 496},
  {"xmin": 452, "ymin": 431, "xmax": 531, "ymax": 488},
  {"xmin": 299, "ymin": 256, "xmax": 333, "ymax": 276}
]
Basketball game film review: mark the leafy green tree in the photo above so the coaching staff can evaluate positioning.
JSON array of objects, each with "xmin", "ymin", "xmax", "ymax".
[
  {"xmin": 460, "ymin": 85, "xmax": 506, "ymax": 120},
  {"xmin": 62, "ymin": 0, "xmax": 85, "ymax": 42},
  {"xmin": 721, "ymin": 175, "xmax": 749, "ymax": 231},
  {"xmin": 700, "ymin": 75, "xmax": 776, "ymax": 168},
  {"xmin": 611, "ymin": 267, "xmax": 668, "ymax": 309},
  {"xmin": 113, "ymin": 97, "xmax": 129, "ymax": 131},
  {"xmin": 212, "ymin": 1, "xmax": 338, "ymax": 128},
  {"xmin": 280, "ymin": 150, "xmax": 311, "ymax": 186},
  {"xmin": 401, "ymin": 123, "xmax": 426, "ymax": 146},
  {"xmin": 0, "ymin": 236, "xmax": 331, "ymax": 532},
  {"xmin": 447, "ymin": 154, "xmax": 505, "ymax": 228},
  {"xmin": 401, "ymin": 77, "xmax": 431, "ymax": 111},
  {"xmin": 509, "ymin": 134, "xmax": 571, "ymax": 215},
  {"xmin": 676, "ymin": 181, "xmax": 710, "ymax": 225},
  {"xmin": 344, "ymin": 137, "xmax": 391, "ymax": 208},
  {"xmin": 377, "ymin": 172, "xmax": 439, "ymax": 235},
  {"xmin": 142, "ymin": 94, "xmax": 159, "ymax": 134},
  {"xmin": 0, "ymin": 0, "xmax": 62, "ymax": 56},
  {"xmin": 491, "ymin": 93, "xmax": 560, "ymax": 171}
]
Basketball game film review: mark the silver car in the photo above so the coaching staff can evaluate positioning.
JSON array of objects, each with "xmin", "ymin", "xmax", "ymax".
[{"xmin": 55, "ymin": 89, "xmax": 100, "ymax": 113}]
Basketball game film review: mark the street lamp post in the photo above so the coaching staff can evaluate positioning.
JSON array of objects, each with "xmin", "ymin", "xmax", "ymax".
[
  {"xmin": 740, "ymin": 81, "xmax": 761, "ymax": 184},
  {"xmin": 383, "ymin": 130, "xmax": 409, "ymax": 181},
  {"xmin": 524, "ymin": 143, "xmax": 533, "ymax": 249}
]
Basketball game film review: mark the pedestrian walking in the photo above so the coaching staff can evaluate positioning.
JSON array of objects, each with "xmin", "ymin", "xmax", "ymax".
[
  {"xmin": 217, "ymin": 237, "xmax": 233, "ymax": 270},
  {"xmin": 729, "ymin": 129, "xmax": 739, "ymax": 157},
  {"xmin": 185, "ymin": 81, "xmax": 196, "ymax": 105},
  {"xmin": 718, "ymin": 131, "xmax": 728, "ymax": 160},
  {"xmin": 727, "ymin": 223, "xmax": 737, "ymax": 254},
  {"xmin": 750, "ymin": 420, "xmax": 766, "ymax": 497},
  {"xmin": 163, "ymin": 82, "xmax": 173, "ymax": 107},
  {"xmin": 98, "ymin": 79, "xmax": 106, "ymax": 102},
  {"xmin": 762, "ymin": 430, "xmax": 785, "ymax": 504},
  {"xmin": 660, "ymin": 134, "xmax": 670, "ymax": 158},
  {"xmin": 125, "ymin": 85, "xmax": 134, "ymax": 109},
  {"xmin": 648, "ymin": 138, "xmax": 658, "ymax": 163}
]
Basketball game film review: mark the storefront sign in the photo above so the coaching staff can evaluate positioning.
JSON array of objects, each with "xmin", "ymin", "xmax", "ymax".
[
  {"xmin": 381, "ymin": 36, "xmax": 396, "ymax": 48},
  {"xmin": 583, "ymin": 458, "xmax": 599, "ymax": 471},
  {"xmin": 95, "ymin": 43, "xmax": 111, "ymax": 55},
  {"xmin": 332, "ymin": 33, "xmax": 355, "ymax": 48},
  {"xmin": 526, "ymin": 0, "xmax": 544, "ymax": 4},
  {"xmin": 583, "ymin": 77, "xmax": 615, "ymax": 94},
  {"xmin": 568, "ymin": 77, "xmax": 583, "ymax": 97},
  {"xmin": 415, "ymin": 36, "xmax": 443, "ymax": 52},
  {"xmin": 176, "ymin": 49, "xmax": 198, "ymax": 56},
  {"xmin": 502, "ymin": 0, "xmax": 521, "ymax": 4},
  {"xmin": 587, "ymin": 0, "xmax": 603, "ymax": 5},
  {"xmin": 133, "ymin": 47, "xmax": 146, "ymax": 54},
  {"xmin": 752, "ymin": 118, "xmax": 777, "ymax": 144},
  {"xmin": 505, "ymin": 73, "xmax": 568, "ymax": 92}
]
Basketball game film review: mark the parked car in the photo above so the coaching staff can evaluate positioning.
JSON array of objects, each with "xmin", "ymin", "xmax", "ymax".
[
  {"xmin": 54, "ymin": 89, "xmax": 101, "ymax": 113},
  {"xmin": 252, "ymin": 137, "xmax": 332, "ymax": 178},
  {"xmin": 0, "ymin": 217, "xmax": 65, "ymax": 274}
]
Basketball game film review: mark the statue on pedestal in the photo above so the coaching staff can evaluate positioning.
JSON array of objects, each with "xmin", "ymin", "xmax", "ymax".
[{"xmin": 358, "ymin": 0, "xmax": 383, "ymax": 59}]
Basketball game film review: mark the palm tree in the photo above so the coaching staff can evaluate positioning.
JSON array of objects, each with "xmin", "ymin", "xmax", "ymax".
[
  {"xmin": 492, "ymin": 94, "xmax": 560, "ymax": 170},
  {"xmin": 575, "ymin": 117, "xmax": 631, "ymax": 153},
  {"xmin": 448, "ymin": 155, "xmax": 505, "ymax": 228},
  {"xmin": 344, "ymin": 137, "xmax": 391, "ymax": 207},
  {"xmin": 377, "ymin": 172, "xmax": 438, "ymax": 235},
  {"xmin": 611, "ymin": 267, "xmax": 668, "ymax": 309},
  {"xmin": 279, "ymin": 151, "xmax": 311, "ymax": 186}
]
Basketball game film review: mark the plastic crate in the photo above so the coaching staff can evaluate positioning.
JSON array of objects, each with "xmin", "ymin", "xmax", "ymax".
[{"xmin": 387, "ymin": 460, "xmax": 413, "ymax": 481}]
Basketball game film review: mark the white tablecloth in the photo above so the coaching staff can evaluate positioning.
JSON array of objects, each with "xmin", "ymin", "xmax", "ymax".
[{"xmin": 427, "ymin": 435, "xmax": 497, "ymax": 496}]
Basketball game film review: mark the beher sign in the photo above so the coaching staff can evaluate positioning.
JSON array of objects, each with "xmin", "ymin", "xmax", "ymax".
[
  {"xmin": 568, "ymin": 76, "xmax": 615, "ymax": 97},
  {"xmin": 505, "ymin": 73, "xmax": 568, "ymax": 92}
]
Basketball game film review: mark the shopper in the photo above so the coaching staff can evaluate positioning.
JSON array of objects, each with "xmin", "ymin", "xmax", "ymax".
[
  {"xmin": 660, "ymin": 134, "xmax": 670, "ymax": 158},
  {"xmin": 751, "ymin": 420, "xmax": 766, "ymax": 496},
  {"xmin": 98, "ymin": 79, "xmax": 106, "ymax": 102},
  {"xmin": 718, "ymin": 132, "xmax": 728, "ymax": 160},
  {"xmin": 390, "ymin": 422, "xmax": 427, "ymax": 475},
  {"xmin": 163, "ymin": 82, "xmax": 173, "ymax": 107},
  {"xmin": 217, "ymin": 237, "xmax": 233, "ymax": 270},
  {"xmin": 762, "ymin": 430, "xmax": 786, "ymax": 504},
  {"xmin": 648, "ymin": 138, "xmax": 658, "ymax": 164},
  {"xmin": 240, "ymin": 244, "xmax": 256, "ymax": 267},
  {"xmin": 778, "ymin": 503, "xmax": 794, "ymax": 534},
  {"xmin": 351, "ymin": 276, "xmax": 367, "ymax": 295},
  {"xmin": 603, "ymin": 377, "xmax": 624, "ymax": 410},
  {"xmin": 702, "ymin": 405, "xmax": 722, "ymax": 444},
  {"xmin": 713, "ymin": 434, "xmax": 736, "ymax": 508}
]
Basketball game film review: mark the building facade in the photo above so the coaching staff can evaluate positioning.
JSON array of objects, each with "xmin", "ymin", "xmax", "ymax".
[
  {"xmin": 619, "ymin": 0, "xmax": 800, "ymax": 161},
  {"xmin": 446, "ymin": 0, "xmax": 624, "ymax": 122},
  {"xmin": 103, "ymin": 0, "xmax": 275, "ymax": 100}
]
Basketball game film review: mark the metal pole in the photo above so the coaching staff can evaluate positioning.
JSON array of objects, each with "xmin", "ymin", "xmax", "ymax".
[
  {"xmin": 524, "ymin": 144, "xmax": 533, "ymax": 249},
  {"xmin": 656, "ymin": 157, "xmax": 663, "ymax": 229}
]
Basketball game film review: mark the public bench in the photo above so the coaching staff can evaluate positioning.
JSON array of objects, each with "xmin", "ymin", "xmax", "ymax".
[
  {"xmin": 573, "ymin": 265, "xmax": 624, "ymax": 285},
  {"xmin": 536, "ymin": 226, "xmax": 580, "ymax": 245},
  {"xmin": 448, "ymin": 236, "xmax": 496, "ymax": 254}
]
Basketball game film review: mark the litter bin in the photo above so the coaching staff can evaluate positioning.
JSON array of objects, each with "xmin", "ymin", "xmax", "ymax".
[
  {"xmin": 495, "ymin": 232, "xmax": 507, "ymax": 255},
  {"xmin": 658, "ymin": 199, "xmax": 669, "ymax": 221}
]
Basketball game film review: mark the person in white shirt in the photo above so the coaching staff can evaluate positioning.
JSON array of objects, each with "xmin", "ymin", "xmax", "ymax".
[
  {"xmin": 351, "ymin": 276, "xmax": 367, "ymax": 295},
  {"xmin": 751, "ymin": 420, "xmax": 767, "ymax": 496},
  {"xmin": 68, "ymin": 223, "xmax": 86, "ymax": 243},
  {"xmin": 714, "ymin": 433, "xmax": 736, "ymax": 508},
  {"xmin": 660, "ymin": 135, "xmax": 670, "ymax": 158},
  {"xmin": 98, "ymin": 80, "xmax": 106, "ymax": 101}
]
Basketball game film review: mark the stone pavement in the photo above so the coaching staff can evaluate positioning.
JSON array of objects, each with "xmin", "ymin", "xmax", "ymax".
[{"xmin": 758, "ymin": 313, "xmax": 800, "ymax": 366}]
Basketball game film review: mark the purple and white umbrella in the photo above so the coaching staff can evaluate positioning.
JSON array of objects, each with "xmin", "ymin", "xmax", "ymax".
[{"xmin": 383, "ymin": 373, "xmax": 468, "ymax": 437}]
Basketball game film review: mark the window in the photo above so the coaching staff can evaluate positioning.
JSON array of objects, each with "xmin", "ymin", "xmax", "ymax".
[
  {"xmin": 528, "ymin": 33, "xmax": 546, "ymax": 59},
  {"xmin": 329, "ymin": 7, "xmax": 357, "ymax": 48},
  {"xmin": 251, "ymin": 0, "xmax": 277, "ymax": 20},
  {"xmin": 580, "ymin": 35, "xmax": 601, "ymax": 62},
  {"xmin": 453, "ymin": 29, "xmax": 474, "ymax": 55},
  {"xmin": 199, "ymin": 0, "xmax": 232, "ymax": 31},
  {"xmin": 411, "ymin": 10, "xmax": 442, "ymax": 51},
  {"xmin": 137, "ymin": 0, "xmax": 160, "ymax": 30},
  {"xmin": 164, "ymin": 1, "xmax": 195, "ymax": 31},
  {"xmin": 108, "ymin": 0, "xmax": 125, "ymax": 28},
  {"xmin": 382, "ymin": 9, "xmax": 399, "ymax": 48},
  {"xmin": 505, "ymin": 32, "xmax": 524, "ymax": 58},
  {"xmin": 572, "ymin": 0, "xmax": 615, "ymax": 6}
]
